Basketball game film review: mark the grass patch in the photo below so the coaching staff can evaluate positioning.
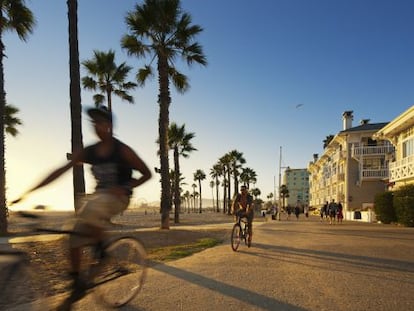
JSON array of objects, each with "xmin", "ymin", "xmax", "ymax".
[{"xmin": 148, "ymin": 237, "xmax": 222, "ymax": 262}]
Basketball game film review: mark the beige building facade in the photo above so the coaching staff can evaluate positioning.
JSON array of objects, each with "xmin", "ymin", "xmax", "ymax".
[
  {"xmin": 308, "ymin": 111, "xmax": 393, "ymax": 221},
  {"xmin": 374, "ymin": 105, "xmax": 414, "ymax": 190}
]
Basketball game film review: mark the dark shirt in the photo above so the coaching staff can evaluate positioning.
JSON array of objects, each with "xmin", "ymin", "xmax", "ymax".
[{"xmin": 83, "ymin": 138, "xmax": 132, "ymax": 191}]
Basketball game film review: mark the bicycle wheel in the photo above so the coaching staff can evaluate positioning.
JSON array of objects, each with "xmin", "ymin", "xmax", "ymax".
[
  {"xmin": 0, "ymin": 254, "xmax": 42, "ymax": 311},
  {"xmin": 92, "ymin": 237, "xmax": 147, "ymax": 308},
  {"xmin": 231, "ymin": 223, "xmax": 242, "ymax": 251}
]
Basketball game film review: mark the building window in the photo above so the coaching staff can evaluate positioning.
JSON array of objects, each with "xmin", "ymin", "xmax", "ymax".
[{"xmin": 402, "ymin": 138, "xmax": 414, "ymax": 158}]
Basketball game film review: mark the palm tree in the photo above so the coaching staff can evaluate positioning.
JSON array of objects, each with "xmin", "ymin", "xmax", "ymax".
[
  {"xmin": 210, "ymin": 163, "xmax": 222, "ymax": 212},
  {"xmin": 67, "ymin": 0, "xmax": 85, "ymax": 211},
  {"xmin": 229, "ymin": 149, "xmax": 246, "ymax": 195},
  {"xmin": 280, "ymin": 184, "xmax": 289, "ymax": 210},
  {"xmin": 219, "ymin": 153, "xmax": 232, "ymax": 214},
  {"xmin": 240, "ymin": 167, "xmax": 257, "ymax": 189},
  {"xmin": 0, "ymin": 0, "xmax": 35, "ymax": 234},
  {"xmin": 209, "ymin": 180, "xmax": 214, "ymax": 210},
  {"xmin": 5, "ymin": 104, "xmax": 22, "ymax": 137},
  {"xmin": 168, "ymin": 122, "xmax": 196, "ymax": 223},
  {"xmin": 82, "ymin": 49, "xmax": 137, "ymax": 112},
  {"xmin": 191, "ymin": 183, "xmax": 197, "ymax": 212},
  {"xmin": 251, "ymin": 188, "xmax": 261, "ymax": 200},
  {"xmin": 182, "ymin": 190, "xmax": 190, "ymax": 213},
  {"xmin": 121, "ymin": 0, "xmax": 207, "ymax": 229},
  {"xmin": 193, "ymin": 169, "xmax": 206, "ymax": 213}
]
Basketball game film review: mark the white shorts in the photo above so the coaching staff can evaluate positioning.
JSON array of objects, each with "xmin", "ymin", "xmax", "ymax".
[
  {"xmin": 70, "ymin": 191, "xmax": 129, "ymax": 247},
  {"xmin": 76, "ymin": 191, "xmax": 129, "ymax": 226}
]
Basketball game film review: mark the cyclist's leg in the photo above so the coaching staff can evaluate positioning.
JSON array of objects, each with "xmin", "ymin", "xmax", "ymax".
[
  {"xmin": 69, "ymin": 193, "xmax": 129, "ymax": 286},
  {"xmin": 247, "ymin": 212, "xmax": 253, "ymax": 244}
]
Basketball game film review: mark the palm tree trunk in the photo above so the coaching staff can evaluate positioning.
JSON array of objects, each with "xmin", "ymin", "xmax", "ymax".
[
  {"xmin": 198, "ymin": 180, "xmax": 202, "ymax": 213},
  {"xmin": 223, "ymin": 180, "xmax": 227, "ymax": 214},
  {"xmin": 0, "ymin": 34, "xmax": 7, "ymax": 234},
  {"xmin": 227, "ymin": 169, "xmax": 231, "ymax": 215},
  {"xmin": 215, "ymin": 178, "xmax": 220, "ymax": 212},
  {"xmin": 173, "ymin": 148, "xmax": 180, "ymax": 223},
  {"xmin": 157, "ymin": 56, "xmax": 171, "ymax": 229},
  {"xmin": 67, "ymin": 0, "xmax": 85, "ymax": 211}
]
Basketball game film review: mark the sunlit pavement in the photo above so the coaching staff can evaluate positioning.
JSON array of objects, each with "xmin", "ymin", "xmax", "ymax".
[{"xmin": 4, "ymin": 216, "xmax": 414, "ymax": 310}]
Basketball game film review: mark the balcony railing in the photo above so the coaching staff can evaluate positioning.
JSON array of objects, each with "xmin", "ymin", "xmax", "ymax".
[
  {"xmin": 361, "ymin": 169, "xmax": 389, "ymax": 179},
  {"xmin": 389, "ymin": 155, "xmax": 414, "ymax": 182},
  {"xmin": 352, "ymin": 145, "xmax": 394, "ymax": 158}
]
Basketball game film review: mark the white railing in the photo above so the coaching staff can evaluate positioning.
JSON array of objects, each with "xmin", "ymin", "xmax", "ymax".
[
  {"xmin": 389, "ymin": 155, "xmax": 414, "ymax": 182},
  {"xmin": 352, "ymin": 145, "xmax": 394, "ymax": 157},
  {"xmin": 361, "ymin": 169, "xmax": 389, "ymax": 179}
]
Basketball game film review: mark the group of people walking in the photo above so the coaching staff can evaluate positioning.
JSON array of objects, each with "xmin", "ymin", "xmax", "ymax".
[{"xmin": 320, "ymin": 199, "xmax": 344, "ymax": 224}]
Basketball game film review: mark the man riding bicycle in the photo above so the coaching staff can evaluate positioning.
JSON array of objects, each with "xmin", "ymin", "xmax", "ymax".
[
  {"xmin": 231, "ymin": 185, "xmax": 254, "ymax": 246},
  {"xmin": 12, "ymin": 106, "xmax": 152, "ymax": 308}
]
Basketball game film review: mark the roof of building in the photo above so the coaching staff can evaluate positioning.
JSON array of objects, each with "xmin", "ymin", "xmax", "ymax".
[{"xmin": 339, "ymin": 122, "xmax": 388, "ymax": 134}]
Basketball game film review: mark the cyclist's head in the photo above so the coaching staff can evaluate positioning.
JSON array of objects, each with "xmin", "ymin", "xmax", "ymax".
[
  {"xmin": 240, "ymin": 185, "xmax": 248, "ymax": 193},
  {"xmin": 87, "ymin": 106, "xmax": 114, "ymax": 138},
  {"xmin": 87, "ymin": 106, "xmax": 113, "ymax": 124}
]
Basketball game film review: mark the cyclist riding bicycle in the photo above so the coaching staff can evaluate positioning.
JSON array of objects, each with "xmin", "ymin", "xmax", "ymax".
[
  {"xmin": 231, "ymin": 185, "xmax": 254, "ymax": 246},
  {"xmin": 12, "ymin": 106, "xmax": 152, "ymax": 306}
]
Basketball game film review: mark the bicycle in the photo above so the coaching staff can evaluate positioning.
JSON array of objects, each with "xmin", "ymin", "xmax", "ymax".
[
  {"xmin": 231, "ymin": 211, "xmax": 251, "ymax": 251},
  {"xmin": 0, "ymin": 211, "xmax": 148, "ymax": 310}
]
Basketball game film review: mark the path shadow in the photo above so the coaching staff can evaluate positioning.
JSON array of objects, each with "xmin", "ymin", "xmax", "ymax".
[{"xmin": 148, "ymin": 260, "xmax": 306, "ymax": 311}]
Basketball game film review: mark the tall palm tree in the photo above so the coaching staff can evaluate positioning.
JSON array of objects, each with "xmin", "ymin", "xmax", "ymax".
[
  {"xmin": 67, "ymin": 0, "xmax": 85, "ymax": 211},
  {"xmin": 210, "ymin": 163, "xmax": 222, "ymax": 212},
  {"xmin": 229, "ymin": 149, "xmax": 246, "ymax": 195},
  {"xmin": 193, "ymin": 169, "xmax": 206, "ymax": 213},
  {"xmin": 168, "ymin": 122, "xmax": 196, "ymax": 223},
  {"xmin": 182, "ymin": 190, "xmax": 190, "ymax": 213},
  {"xmin": 121, "ymin": 0, "xmax": 207, "ymax": 229},
  {"xmin": 191, "ymin": 183, "xmax": 197, "ymax": 212},
  {"xmin": 5, "ymin": 104, "xmax": 22, "ymax": 137},
  {"xmin": 219, "ymin": 154, "xmax": 231, "ymax": 214},
  {"xmin": 0, "ymin": 0, "xmax": 35, "ymax": 234},
  {"xmin": 82, "ymin": 49, "xmax": 137, "ymax": 112},
  {"xmin": 209, "ymin": 180, "xmax": 214, "ymax": 210}
]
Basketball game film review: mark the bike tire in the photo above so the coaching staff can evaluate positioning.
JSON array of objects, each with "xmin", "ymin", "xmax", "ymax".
[
  {"xmin": 92, "ymin": 237, "xmax": 147, "ymax": 308},
  {"xmin": 231, "ymin": 223, "xmax": 242, "ymax": 251}
]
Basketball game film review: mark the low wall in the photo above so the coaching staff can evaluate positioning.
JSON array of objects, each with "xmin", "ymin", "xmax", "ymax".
[{"xmin": 345, "ymin": 210, "xmax": 377, "ymax": 223}]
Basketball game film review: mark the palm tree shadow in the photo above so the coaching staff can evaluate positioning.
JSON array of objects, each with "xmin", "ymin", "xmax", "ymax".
[
  {"xmin": 249, "ymin": 242, "xmax": 414, "ymax": 276},
  {"xmin": 148, "ymin": 260, "xmax": 306, "ymax": 311}
]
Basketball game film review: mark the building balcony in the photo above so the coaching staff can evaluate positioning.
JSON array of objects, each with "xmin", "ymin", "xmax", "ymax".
[
  {"xmin": 389, "ymin": 155, "xmax": 414, "ymax": 182},
  {"xmin": 351, "ymin": 145, "xmax": 394, "ymax": 158},
  {"xmin": 361, "ymin": 168, "xmax": 389, "ymax": 180}
]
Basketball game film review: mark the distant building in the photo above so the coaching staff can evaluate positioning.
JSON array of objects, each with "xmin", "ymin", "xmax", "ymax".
[
  {"xmin": 308, "ymin": 111, "xmax": 393, "ymax": 221},
  {"xmin": 282, "ymin": 168, "xmax": 309, "ymax": 207},
  {"xmin": 373, "ymin": 105, "xmax": 414, "ymax": 190}
]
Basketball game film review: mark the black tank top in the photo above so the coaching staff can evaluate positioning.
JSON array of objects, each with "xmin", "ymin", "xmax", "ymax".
[{"xmin": 83, "ymin": 138, "xmax": 132, "ymax": 191}]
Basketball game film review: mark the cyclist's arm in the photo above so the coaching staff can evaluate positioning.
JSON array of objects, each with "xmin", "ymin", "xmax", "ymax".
[
  {"xmin": 119, "ymin": 144, "xmax": 152, "ymax": 190},
  {"xmin": 11, "ymin": 150, "xmax": 85, "ymax": 204}
]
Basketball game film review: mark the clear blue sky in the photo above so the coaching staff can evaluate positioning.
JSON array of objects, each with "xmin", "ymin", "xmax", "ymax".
[{"xmin": 6, "ymin": 0, "xmax": 414, "ymax": 210}]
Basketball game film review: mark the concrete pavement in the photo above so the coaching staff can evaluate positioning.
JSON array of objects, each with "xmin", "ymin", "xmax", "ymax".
[{"xmin": 4, "ymin": 216, "xmax": 414, "ymax": 310}]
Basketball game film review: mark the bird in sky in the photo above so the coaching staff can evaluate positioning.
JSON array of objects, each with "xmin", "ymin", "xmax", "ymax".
[{"xmin": 295, "ymin": 104, "xmax": 304, "ymax": 109}]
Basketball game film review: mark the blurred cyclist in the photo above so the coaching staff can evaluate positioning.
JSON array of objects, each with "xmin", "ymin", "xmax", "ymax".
[{"xmin": 12, "ymin": 106, "xmax": 152, "ymax": 305}]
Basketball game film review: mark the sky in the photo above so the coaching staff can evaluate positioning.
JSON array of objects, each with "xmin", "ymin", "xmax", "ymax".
[{"xmin": 5, "ymin": 0, "xmax": 414, "ymax": 211}]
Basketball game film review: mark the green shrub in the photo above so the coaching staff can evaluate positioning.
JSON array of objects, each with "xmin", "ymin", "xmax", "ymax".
[
  {"xmin": 374, "ymin": 191, "xmax": 396, "ymax": 224},
  {"xmin": 393, "ymin": 185, "xmax": 414, "ymax": 227}
]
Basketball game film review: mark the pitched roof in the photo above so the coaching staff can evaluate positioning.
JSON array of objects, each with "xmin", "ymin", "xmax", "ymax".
[{"xmin": 339, "ymin": 122, "xmax": 388, "ymax": 134}]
